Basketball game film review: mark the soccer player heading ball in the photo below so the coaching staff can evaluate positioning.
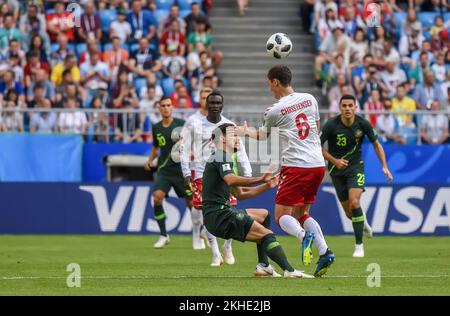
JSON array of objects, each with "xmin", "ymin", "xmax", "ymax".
[{"xmin": 238, "ymin": 65, "xmax": 335, "ymax": 277}]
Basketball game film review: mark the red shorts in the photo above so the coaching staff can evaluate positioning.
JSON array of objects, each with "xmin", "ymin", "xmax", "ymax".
[
  {"xmin": 193, "ymin": 178, "xmax": 237, "ymax": 210},
  {"xmin": 275, "ymin": 166, "xmax": 325, "ymax": 206}
]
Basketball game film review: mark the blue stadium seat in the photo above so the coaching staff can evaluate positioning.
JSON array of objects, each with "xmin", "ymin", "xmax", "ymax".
[
  {"xmin": 154, "ymin": 9, "xmax": 169, "ymax": 24},
  {"xmin": 130, "ymin": 43, "xmax": 140, "ymax": 53},
  {"xmin": 418, "ymin": 12, "xmax": 439, "ymax": 28},
  {"xmin": 134, "ymin": 78, "xmax": 148, "ymax": 94},
  {"xmin": 445, "ymin": 12, "xmax": 450, "ymax": 23},
  {"xmin": 99, "ymin": 9, "xmax": 118, "ymax": 34},
  {"xmin": 394, "ymin": 12, "xmax": 407, "ymax": 37},
  {"xmin": 178, "ymin": 0, "xmax": 200, "ymax": 11},
  {"xmin": 179, "ymin": 10, "xmax": 191, "ymax": 19},
  {"xmin": 76, "ymin": 43, "xmax": 87, "ymax": 57},
  {"xmin": 51, "ymin": 43, "xmax": 59, "ymax": 53},
  {"xmin": 162, "ymin": 77, "xmax": 175, "ymax": 95},
  {"xmin": 156, "ymin": 0, "xmax": 175, "ymax": 10},
  {"xmin": 103, "ymin": 43, "xmax": 113, "ymax": 52}
]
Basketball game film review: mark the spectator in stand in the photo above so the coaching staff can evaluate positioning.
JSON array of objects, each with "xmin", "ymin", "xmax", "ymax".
[
  {"xmin": 109, "ymin": 8, "xmax": 131, "ymax": 44},
  {"xmin": 327, "ymin": 53, "xmax": 351, "ymax": 87},
  {"xmin": 28, "ymin": 82, "xmax": 49, "ymax": 108},
  {"xmin": 0, "ymin": 2, "xmax": 10, "ymax": 29},
  {"xmin": 139, "ymin": 84, "xmax": 160, "ymax": 112},
  {"xmin": 188, "ymin": 17, "xmax": 223, "ymax": 68},
  {"xmin": 376, "ymin": 98, "xmax": 407, "ymax": 144},
  {"xmin": 79, "ymin": 38, "xmax": 103, "ymax": 64},
  {"xmin": 80, "ymin": 50, "xmax": 111, "ymax": 108},
  {"xmin": 103, "ymin": 36, "xmax": 129, "ymax": 80},
  {"xmin": 414, "ymin": 70, "xmax": 444, "ymax": 110},
  {"xmin": 429, "ymin": 15, "xmax": 445, "ymax": 41},
  {"xmin": 185, "ymin": 1, "xmax": 211, "ymax": 35},
  {"xmin": 317, "ymin": 4, "xmax": 340, "ymax": 44},
  {"xmin": 315, "ymin": 22, "xmax": 350, "ymax": 85},
  {"xmin": 29, "ymin": 34, "xmax": 50, "ymax": 63},
  {"xmin": 364, "ymin": 88, "xmax": 384, "ymax": 126},
  {"xmin": 46, "ymin": 1, "xmax": 75, "ymax": 43},
  {"xmin": 380, "ymin": 39, "xmax": 401, "ymax": 68},
  {"xmin": 399, "ymin": 21, "xmax": 425, "ymax": 58},
  {"xmin": 328, "ymin": 73, "xmax": 355, "ymax": 115},
  {"xmin": 51, "ymin": 54, "xmax": 80, "ymax": 86},
  {"xmin": 78, "ymin": 1, "xmax": 102, "ymax": 43},
  {"xmin": 1, "ymin": 39, "xmax": 25, "ymax": 66},
  {"xmin": 162, "ymin": 44, "xmax": 186, "ymax": 80},
  {"xmin": 348, "ymin": 28, "xmax": 368, "ymax": 68},
  {"xmin": 300, "ymin": 0, "xmax": 316, "ymax": 34},
  {"xmin": 127, "ymin": 0, "xmax": 158, "ymax": 44},
  {"xmin": 403, "ymin": 9, "xmax": 421, "ymax": 36},
  {"xmin": 50, "ymin": 34, "xmax": 75, "ymax": 67},
  {"xmin": 341, "ymin": 6, "xmax": 364, "ymax": 38},
  {"xmin": 0, "ymin": 52, "xmax": 23, "ymax": 84},
  {"xmin": 114, "ymin": 99, "xmax": 143, "ymax": 143},
  {"xmin": 139, "ymin": 71, "xmax": 163, "ymax": 102},
  {"xmin": 0, "ymin": 70, "xmax": 25, "ymax": 107},
  {"xmin": 421, "ymin": 100, "xmax": 449, "ymax": 144},
  {"xmin": 127, "ymin": 37, "xmax": 161, "ymax": 81},
  {"xmin": 87, "ymin": 96, "xmax": 110, "ymax": 143},
  {"xmin": 0, "ymin": 13, "xmax": 21, "ymax": 50},
  {"xmin": 355, "ymin": 63, "xmax": 389, "ymax": 105},
  {"xmin": 57, "ymin": 82, "xmax": 83, "ymax": 109},
  {"xmin": 380, "ymin": 61, "xmax": 407, "ymax": 98},
  {"xmin": 392, "ymin": 83, "xmax": 416, "ymax": 127},
  {"xmin": 237, "ymin": 0, "xmax": 249, "ymax": 16},
  {"xmin": 369, "ymin": 26, "xmax": 387, "ymax": 64},
  {"xmin": 160, "ymin": 19, "xmax": 186, "ymax": 58},
  {"xmin": 58, "ymin": 98, "xmax": 88, "ymax": 135},
  {"xmin": 158, "ymin": 4, "xmax": 187, "ymax": 38},
  {"xmin": 411, "ymin": 41, "xmax": 435, "ymax": 67},
  {"xmin": 169, "ymin": 84, "xmax": 194, "ymax": 109},
  {"xmin": 431, "ymin": 53, "xmax": 446, "ymax": 84},
  {"xmin": 30, "ymin": 98, "xmax": 57, "ymax": 133},
  {"xmin": 19, "ymin": 4, "xmax": 48, "ymax": 49},
  {"xmin": 24, "ymin": 50, "xmax": 50, "ymax": 89},
  {"xmin": 444, "ymin": 86, "xmax": 450, "ymax": 112},
  {"xmin": 27, "ymin": 69, "xmax": 55, "ymax": 103},
  {"xmin": 112, "ymin": 70, "xmax": 139, "ymax": 109},
  {"xmin": 410, "ymin": 52, "xmax": 430, "ymax": 86},
  {"xmin": 1, "ymin": 95, "xmax": 23, "ymax": 132}
]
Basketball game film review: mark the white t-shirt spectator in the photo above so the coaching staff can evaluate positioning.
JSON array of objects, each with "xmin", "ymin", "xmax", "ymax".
[
  {"xmin": 58, "ymin": 112, "xmax": 87, "ymax": 134},
  {"xmin": 2, "ymin": 112, "xmax": 22, "ymax": 131},
  {"xmin": 31, "ymin": 112, "xmax": 57, "ymax": 133},
  {"xmin": 0, "ymin": 63, "xmax": 23, "ymax": 83},
  {"xmin": 163, "ymin": 56, "xmax": 186, "ymax": 76},
  {"xmin": 421, "ymin": 114, "xmax": 448, "ymax": 142},
  {"xmin": 431, "ymin": 64, "xmax": 446, "ymax": 83},
  {"xmin": 80, "ymin": 61, "xmax": 110, "ymax": 90},
  {"xmin": 110, "ymin": 20, "xmax": 132, "ymax": 44},
  {"xmin": 376, "ymin": 114, "xmax": 399, "ymax": 139},
  {"xmin": 139, "ymin": 85, "xmax": 163, "ymax": 102},
  {"xmin": 380, "ymin": 68, "xmax": 407, "ymax": 97}
]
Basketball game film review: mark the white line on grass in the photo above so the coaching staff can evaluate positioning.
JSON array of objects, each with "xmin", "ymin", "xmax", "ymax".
[{"xmin": 1, "ymin": 275, "xmax": 449, "ymax": 281}]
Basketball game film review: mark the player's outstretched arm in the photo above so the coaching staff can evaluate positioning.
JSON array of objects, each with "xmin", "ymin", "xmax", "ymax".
[
  {"xmin": 236, "ymin": 121, "xmax": 268, "ymax": 140},
  {"xmin": 372, "ymin": 140, "xmax": 393, "ymax": 183},
  {"xmin": 144, "ymin": 146, "xmax": 159, "ymax": 171},
  {"xmin": 223, "ymin": 165, "xmax": 275, "ymax": 187},
  {"xmin": 231, "ymin": 174, "xmax": 279, "ymax": 200}
]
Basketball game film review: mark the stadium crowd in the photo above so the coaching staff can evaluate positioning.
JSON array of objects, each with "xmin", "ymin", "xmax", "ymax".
[
  {"xmin": 0, "ymin": 0, "xmax": 217, "ymax": 143},
  {"xmin": 302, "ymin": 0, "xmax": 450, "ymax": 144}
]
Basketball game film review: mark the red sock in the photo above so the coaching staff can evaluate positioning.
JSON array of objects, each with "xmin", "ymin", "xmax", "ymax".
[{"xmin": 298, "ymin": 214, "xmax": 311, "ymax": 228}]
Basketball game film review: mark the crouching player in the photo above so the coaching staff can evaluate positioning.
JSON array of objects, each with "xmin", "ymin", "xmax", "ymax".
[{"xmin": 202, "ymin": 123, "xmax": 313, "ymax": 278}]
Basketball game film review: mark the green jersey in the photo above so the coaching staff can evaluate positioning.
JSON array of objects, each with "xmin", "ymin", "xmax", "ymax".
[
  {"xmin": 320, "ymin": 115, "xmax": 378, "ymax": 176},
  {"xmin": 152, "ymin": 118, "xmax": 185, "ymax": 177},
  {"xmin": 202, "ymin": 150, "xmax": 235, "ymax": 216}
]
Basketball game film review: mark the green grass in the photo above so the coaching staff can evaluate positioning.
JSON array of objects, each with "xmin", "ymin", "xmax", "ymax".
[{"xmin": 1, "ymin": 235, "xmax": 449, "ymax": 296}]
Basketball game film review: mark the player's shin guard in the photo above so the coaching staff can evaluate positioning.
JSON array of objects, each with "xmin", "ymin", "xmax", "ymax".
[
  {"xmin": 256, "ymin": 214, "xmax": 271, "ymax": 266},
  {"xmin": 154, "ymin": 204, "xmax": 167, "ymax": 236},
  {"xmin": 261, "ymin": 233, "xmax": 294, "ymax": 272},
  {"xmin": 352, "ymin": 207, "xmax": 364, "ymax": 245},
  {"xmin": 279, "ymin": 215, "xmax": 306, "ymax": 240},
  {"xmin": 191, "ymin": 207, "xmax": 203, "ymax": 240},
  {"xmin": 300, "ymin": 214, "xmax": 328, "ymax": 256}
]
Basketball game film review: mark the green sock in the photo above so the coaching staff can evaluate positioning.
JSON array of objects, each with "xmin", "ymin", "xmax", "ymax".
[
  {"xmin": 256, "ymin": 215, "xmax": 271, "ymax": 266},
  {"xmin": 154, "ymin": 204, "xmax": 167, "ymax": 236},
  {"xmin": 352, "ymin": 207, "xmax": 364, "ymax": 245},
  {"xmin": 262, "ymin": 233, "xmax": 294, "ymax": 272}
]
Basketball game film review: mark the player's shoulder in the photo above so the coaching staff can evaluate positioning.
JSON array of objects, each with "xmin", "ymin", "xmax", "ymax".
[
  {"xmin": 153, "ymin": 120, "xmax": 163, "ymax": 130},
  {"xmin": 174, "ymin": 117, "xmax": 186, "ymax": 126},
  {"xmin": 355, "ymin": 114, "xmax": 371, "ymax": 126},
  {"xmin": 220, "ymin": 115, "xmax": 236, "ymax": 126},
  {"xmin": 323, "ymin": 115, "xmax": 340, "ymax": 128}
]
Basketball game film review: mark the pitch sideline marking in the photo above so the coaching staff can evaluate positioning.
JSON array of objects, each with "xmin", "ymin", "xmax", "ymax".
[{"xmin": 1, "ymin": 275, "xmax": 449, "ymax": 281}]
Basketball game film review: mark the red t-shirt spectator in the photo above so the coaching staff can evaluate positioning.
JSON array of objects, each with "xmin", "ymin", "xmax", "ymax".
[
  {"xmin": 169, "ymin": 90, "xmax": 194, "ymax": 108},
  {"xmin": 160, "ymin": 31, "xmax": 186, "ymax": 55},
  {"xmin": 46, "ymin": 12, "xmax": 75, "ymax": 42},
  {"xmin": 24, "ymin": 61, "xmax": 50, "ymax": 77}
]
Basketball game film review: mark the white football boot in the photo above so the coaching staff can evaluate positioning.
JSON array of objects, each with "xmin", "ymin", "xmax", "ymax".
[
  {"xmin": 254, "ymin": 264, "xmax": 282, "ymax": 277},
  {"xmin": 283, "ymin": 270, "xmax": 315, "ymax": 278},
  {"xmin": 193, "ymin": 237, "xmax": 205, "ymax": 250},
  {"xmin": 222, "ymin": 244, "xmax": 235, "ymax": 265},
  {"xmin": 352, "ymin": 244, "xmax": 365, "ymax": 258},
  {"xmin": 363, "ymin": 212, "xmax": 373, "ymax": 238},
  {"xmin": 153, "ymin": 235, "xmax": 170, "ymax": 249},
  {"xmin": 210, "ymin": 255, "xmax": 224, "ymax": 267}
]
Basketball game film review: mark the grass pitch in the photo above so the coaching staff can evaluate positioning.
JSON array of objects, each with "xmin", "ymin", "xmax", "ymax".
[{"xmin": 1, "ymin": 235, "xmax": 449, "ymax": 296}]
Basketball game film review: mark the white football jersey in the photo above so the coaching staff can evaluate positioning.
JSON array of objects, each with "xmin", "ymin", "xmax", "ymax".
[
  {"xmin": 262, "ymin": 92, "xmax": 325, "ymax": 168},
  {"xmin": 181, "ymin": 114, "xmax": 252, "ymax": 180},
  {"xmin": 180, "ymin": 110, "xmax": 206, "ymax": 178}
]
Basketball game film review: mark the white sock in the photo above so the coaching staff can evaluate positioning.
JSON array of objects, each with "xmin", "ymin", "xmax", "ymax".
[
  {"xmin": 205, "ymin": 228, "xmax": 221, "ymax": 258},
  {"xmin": 279, "ymin": 215, "xmax": 305, "ymax": 240},
  {"xmin": 303, "ymin": 217, "xmax": 328, "ymax": 256},
  {"xmin": 223, "ymin": 239, "xmax": 232, "ymax": 249},
  {"xmin": 191, "ymin": 207, "xmax": 203, "ymax": 239}
]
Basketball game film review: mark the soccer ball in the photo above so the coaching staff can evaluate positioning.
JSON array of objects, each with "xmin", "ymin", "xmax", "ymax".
[{"xmin": 266, "ymin": 33, "xmax": 292, "ymax": 59}]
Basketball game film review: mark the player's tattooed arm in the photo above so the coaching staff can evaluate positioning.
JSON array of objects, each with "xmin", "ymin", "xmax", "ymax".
[
  {"xmin": 223, "ymin": 165, "xmax": 276, "ymax": 187},
  {"xmin": 231, "ymin": 174, "xmax": 280, "ymax": 200},
  {"xmin": 236, "ymin": 121, "xmax": 268, "ymax": 140}
]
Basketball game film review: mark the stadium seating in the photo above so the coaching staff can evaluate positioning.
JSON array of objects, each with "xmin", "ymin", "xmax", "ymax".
[
  {"xmin": 99, "ymin": 9, "xmax": 118, "ymax": 35},
  {"xmin": 180, "ymin": 10, "xmax": 191, "ymax": 19},
  {"xmin": 154, "ymin": 9, "xmax": 170, "ymax": 24},
  {"xmin": 178, "ymin": 0, "xmax": 201, "ymax": 11},
  {"xmin": 418, "ymin": 12, "xmax": 440, "ymax": 28},
  {"xmin": 156, "ymin": 0, "xmax": 176, "ymax": 10}
]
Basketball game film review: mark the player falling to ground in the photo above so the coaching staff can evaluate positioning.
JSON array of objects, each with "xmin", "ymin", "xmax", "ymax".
[
  {"xmin": 203, "ymin": 123, "xmax": 313, "ymax": 278},
  {"xmin": 238, "ymin": 65, "xmax": 335, "ymax": 277},
  {"xmin": 321, "ymin": 94, "xmax": 393, "ymax": 258},
  {"xmin": 180, "ymin": 91, "xmax": 253, "ymax": 266},
  {"xmin": 180, "ymin": 87, "xmax": 213, "ymax": 250},
  {"xmin": 145, "ymin": 97, "xmax": 193, "ymax": 249}
]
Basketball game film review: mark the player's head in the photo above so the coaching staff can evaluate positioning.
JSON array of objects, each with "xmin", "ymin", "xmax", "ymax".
[
  {"xmin": 211, "ymin": 123, "xmax": 238, "ymax": 152},
  {"xmin": 200, "ymin": 87, "xmax": 213, "ymax": 111},
  {"xmin": 267, "ymin": 65, "xmax": 292, "ymax": 99},
  {"xmin": 159, "ymin": 96, "xmax": 173, "ymax": 119},
  {"xmin": 339, "ymin": 94, "xmax": 357, "ymax": 119},
  {"xmin": 206, "ymin": 91, "xmax": 224, "ymax": 115}
]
